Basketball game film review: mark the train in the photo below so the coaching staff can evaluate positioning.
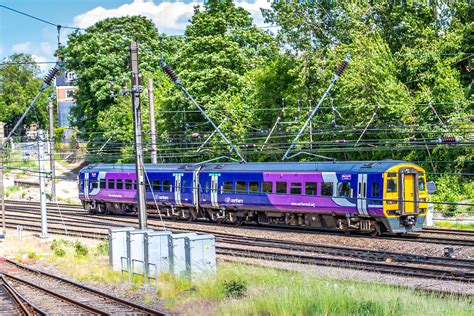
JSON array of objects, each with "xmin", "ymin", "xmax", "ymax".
[{"xmin": 78, "ymin": 160, "xmax": 429, "ymax": 235}]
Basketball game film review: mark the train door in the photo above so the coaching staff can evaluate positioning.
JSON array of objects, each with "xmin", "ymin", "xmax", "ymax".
[
  {"xmin": 174, "ymin": 173, "xmax": 182, "ymax": 206},
  {"xmin": 357, "ymin": 174, "xmax": 368, "ymax": 215},
  {"xmin": 84, "ymin": 173, "xmax": 90, "ymax": 200},
  {"xmin": 403, "ymin": 174, "xmax": 415, "ymax": 213},
  {"xmin": 193, "ymin": 167, "xmax": 202, "ymax": 209},
  {"xmin": 211, "ymin": 175, "xmax": 219, "ymax": 208}
]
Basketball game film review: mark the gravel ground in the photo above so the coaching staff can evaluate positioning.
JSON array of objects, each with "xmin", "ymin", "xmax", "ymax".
[
  {"xmin": 220, "ymin": 255, "xmax": 474, "ymax": 296},
  {"xmin": 0, "ymin": 229, "xmax": 169, "ymax": 314},
  {"xmin": 147, "ymin": 219, "xmax": 474, "ymax": 259}
]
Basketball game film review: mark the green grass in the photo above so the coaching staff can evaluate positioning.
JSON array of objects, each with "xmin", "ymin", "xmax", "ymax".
[
  {"xmin": 172, "ymin": 263, "xmax": 474, "ymax": 315},
  {"xmin": 10, "ymin": 239, "xmax": 474, "ymax": 315},
  {"xmin": 434, "ymin": 221, "xmax": 474, "ymax": 230},
  {"xmin": 5, "ymin": 185, "xmax": 21, "ymax": 197}
]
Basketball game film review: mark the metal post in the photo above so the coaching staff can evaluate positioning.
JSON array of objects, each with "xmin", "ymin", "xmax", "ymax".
[
  {"xmin": 0, "ymin": 122, "xmax": 5, "ymax": 239},
  {"xmin": 38, "ymin": 130, "xmax": 48, "ymax": 238},
  {"xmin": 48, "ymin": 98, "xmax": 56, "ymax": 201},
  {"xmin": 147, "ymin": 79, "xmax": 157, "ymax": 164},
  {"xmin": 308, "ymin": 100, "xmax": 313, "ymax": 150},
  {"xmin": 282, "ymin": 53, "xmax": 350, "ymax": 160},
  {"xmin": 130, "ymin": 42, "xmax": 147, "ymax": 229}
]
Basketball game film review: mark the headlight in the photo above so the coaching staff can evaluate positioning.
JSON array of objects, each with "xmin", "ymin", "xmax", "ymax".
[
  {"xmin": 419, "ymin": 198, "xmax": 426, "ymax": 202},
  {"xmin": 386, "ymin": 200, "xmax": 397, "ymax": 204}
]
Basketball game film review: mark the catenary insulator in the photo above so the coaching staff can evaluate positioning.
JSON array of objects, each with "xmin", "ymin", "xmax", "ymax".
[
  {"xmin": 160, "ymin": 60, "xmax": 178, "ymax": 83},
  {"xmin": 43, "ymin": 66, "xmax": 59, "ymax": 85},
  {"xmin": 336, "ymin": 59, "xmax": 349, "ymax": 76}
]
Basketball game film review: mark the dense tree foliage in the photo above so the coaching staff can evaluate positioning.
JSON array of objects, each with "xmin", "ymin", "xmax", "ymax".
[
  {"xmin": 0, "ymin": 54, "xmax": 52, "ymax": 134},
  {"xmin": 4, "ymin": 1, "xmax": 471, "ymax": 173}
]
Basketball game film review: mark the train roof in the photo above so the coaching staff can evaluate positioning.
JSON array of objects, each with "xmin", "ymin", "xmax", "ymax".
[{"xmin": 81, "ymin": 160, "xmax": 418, "ymax": 174}]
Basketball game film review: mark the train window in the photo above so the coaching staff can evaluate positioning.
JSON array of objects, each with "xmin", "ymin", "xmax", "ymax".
[
  {"xmin": 91, "ymin": 181, "xmax": 98, "ymax": 189},
  {"xmin": 305, "ymin": 182, "xmax": 317, "ymax": 195},
  {"xmin": 276, "ymin": 182, "xmax": 287, "ymax": 194},
  {"xmin": 145, "ymin": 181, "xmax": 151, "ymax": 191},
  {"xmin": 387, "ymin": 172, "xmax": 397, "ymax": 178},
  {"xmin": 337, "ymin": 182, "xmax": 351, "ymax": 197},
  {"xmin": 372, "ymin": 182, "xmax": 380, "ymax": 197},
  {"xmin": 163, "ymin": 180, "xmax": 172, "ymax": 192},
  {"xmin": 249, "ymin": 181, "xmax": 259, "ymax": 193},
  {"xmin": 418, "ymin": 177, "xmax": 426, "ymax": 191},
  {"xmin": 116, "ymin": 179, "xmax": 123, "ymax": 190},
  {"xmin": 222, "ymin": 181, "xmax": 234, "ymax": 193},
  {"xmin": 108, "ymin": 179, "xmax": 115, "ymax": 189},
  {"xmin": 290, "ymin": 182, "xmax": 302, "ymax": 195},
  {"xmin": 236, "ymin": 181, "xmax": 247, "ymax": 193},
  {"xmin": 125, "ymin": 180, "xmax": 132, "ymax": 190},
  {"xmin": 205, "ymin": 181, "xmax": 210, "ymax": 193},
  {"xmin": 133, "ymin": 181, "xmax": 137, "ymax": 190},
  {"xmin": 153, "ymin": 180, "xmax": 161, "ymax": 191},
  {"xmin": 321, "ymin": 182, "xmax": 334, "ymax": 196},
  {"xmin": 387, "ymin": 179, "xmax": 397, "ymax": 193},
  {"xmin": 181, "ymin": 180, "xmax": 187, "ymax": 192},
  {"xmin": 262, "ymin": 181, "xmax": 273, "ymax": 193},
  {"xmin": 100, "ymin": 179, "xmax": 106, "ymax": 189}
]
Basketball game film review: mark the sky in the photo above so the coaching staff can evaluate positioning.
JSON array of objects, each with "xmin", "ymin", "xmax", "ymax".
[{"xmin": 0, "ymin": 0, "xmax": 272, "ymax": 70}]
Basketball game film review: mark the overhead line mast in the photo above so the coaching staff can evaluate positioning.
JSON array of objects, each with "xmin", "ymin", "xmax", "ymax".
[
  {"xmin": 160, "ymin": 60, "xmax": 246, "ymax": 163},
  {"xmin": 282, "ymin": 53, "xmax": 350, "ymax": 161}
]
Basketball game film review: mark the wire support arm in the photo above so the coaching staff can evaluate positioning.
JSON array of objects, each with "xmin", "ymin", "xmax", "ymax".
[
  {"xmin": 161, "ymin": 60, "xmax": 246, "ymax": 163},
  {"xmin": 282, "ymin": 52, "xmax": 350, "ymax": 160}
]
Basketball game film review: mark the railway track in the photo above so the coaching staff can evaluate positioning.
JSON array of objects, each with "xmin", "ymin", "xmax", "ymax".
[
  {"xmin": 0, "ymin": 259, "xmax": 168, "ymax": 315},
  {"xmin": 0, "ymin": 273, "xmax": 47, "ymax": 315},
  {"xmin": 4, "ymin": 199, "xmax": 474, "ymax": 247},
  {"xmin": 2, "ymin": 204, "xmax": 474, "ymax": 285}
]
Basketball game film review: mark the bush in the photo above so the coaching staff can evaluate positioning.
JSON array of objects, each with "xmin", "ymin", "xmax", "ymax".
[
  {"xmin": 74, "ymin": 241, "xmax": 89, "ymax": 257},
  {"xmin": 96, "ymin": 240, "xmax": 109, "ymax": 255},
  {"xmin": 53, "ymin": 247, "xmax": 66, "ymax": 257},
  {"xmin": 221, "ymin": 279, "xmax": 247, "ymax": 298}
]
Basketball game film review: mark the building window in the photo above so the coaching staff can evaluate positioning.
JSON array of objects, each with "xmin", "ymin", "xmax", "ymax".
[
  {"xmin": 321, "ymin": 182, "xmax": 334, "ymax": 196},
  {"xmin": 66, "ymin": 90, "xmax": 74, "ymax": 99},
  {"xmin": 66, "ymin": 71, "xmax": 76, "ymax": 81},
  {"xmin": 276, "ymin": 182, "xmax": 287, "ymax": 194},
  {"xmin": 305, "ymin": 182, "xmax": 317, "ymax": 195}
]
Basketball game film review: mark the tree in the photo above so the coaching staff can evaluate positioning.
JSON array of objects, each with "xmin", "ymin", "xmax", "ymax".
[
  {"xmin": 0, "ymin": 54, "xmax": 51, "ymax": 134},
  {"xmin": 159, "ymin": 0, "xmax": 276, "ymax": 148}
]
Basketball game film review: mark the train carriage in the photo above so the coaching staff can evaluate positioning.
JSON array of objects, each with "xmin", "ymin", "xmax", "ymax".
[{"xmin": 78, "ymin": 160, "xmax": 428, "ymax": 235}]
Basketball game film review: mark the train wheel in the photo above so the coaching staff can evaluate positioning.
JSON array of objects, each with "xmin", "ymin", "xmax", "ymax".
[{"xmin": 370, "ymin": 223, "xmax": 381, "ymax": 237}]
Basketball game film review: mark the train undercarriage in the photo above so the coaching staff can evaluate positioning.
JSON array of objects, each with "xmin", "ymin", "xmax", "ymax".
[{"xmin": 83, "ymin": 200, "xmax": 394, "ymax": 236}]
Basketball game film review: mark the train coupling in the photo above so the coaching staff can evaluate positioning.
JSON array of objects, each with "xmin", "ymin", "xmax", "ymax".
[{"xmin": 400, "ymin": 215, "xmax": 416, "ymax": 227}]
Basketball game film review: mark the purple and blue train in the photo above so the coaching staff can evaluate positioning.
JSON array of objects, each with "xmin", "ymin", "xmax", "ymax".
[{"xmin": 78, "ymin": 161, "xmax": 429, "ymax": 235}]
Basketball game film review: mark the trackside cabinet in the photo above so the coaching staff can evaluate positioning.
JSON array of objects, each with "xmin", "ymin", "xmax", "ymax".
[
  {"xmin": 185, "ymin": 234, "xmax": 216, "ymax": 277},
  {"xmin": 145, "ymin": 230, "xmax": 173, "ymax": 274},
  {"xmin": 127, "ymin": 229, "xmax": 153, "ymax": 275},
  {"xmin": 109, "ymin": 227, "xmax": 135, "ymax": 271},
  {"xmin": 169, "ymin": 233, "xmax": 197, "ymax": 276}
]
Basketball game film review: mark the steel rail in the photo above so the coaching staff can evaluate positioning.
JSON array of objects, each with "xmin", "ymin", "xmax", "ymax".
[
  {"xmin": 0, "ymin": 274, "xmax": 48, "ymax": 316},
  {"xmin": 3, "ymin": 260, "xmax": 168, "ymax": 315},
  {"xmin": 4, "ymin": 200, "xmax": 474, "ymax": 247},
  {"xmin": 217, "ymin": 247, "xmax": 474, "ymax": 283},
  {"xmin": 3, "ymin": 209, "xmax": 474, "ymax": 280}
]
